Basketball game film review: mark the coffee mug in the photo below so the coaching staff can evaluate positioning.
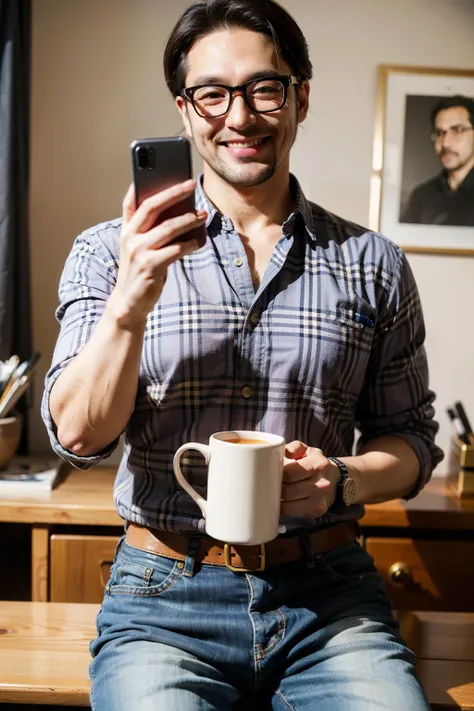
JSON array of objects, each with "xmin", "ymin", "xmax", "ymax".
[{"xmin": 173, "ymin": 430, "xmax": 286, "ymax": 545}]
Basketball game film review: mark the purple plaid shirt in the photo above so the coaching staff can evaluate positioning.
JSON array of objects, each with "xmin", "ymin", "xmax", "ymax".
[{"xmin": 42, "ymin": 176, "xmax": 443, "ymax": 533}]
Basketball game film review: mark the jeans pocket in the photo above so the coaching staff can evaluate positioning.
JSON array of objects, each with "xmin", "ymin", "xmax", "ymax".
[
  {"xmin": 108, "ymin": 541, "xmax": 185, "ymax": 597},
  {"xmin": 317, "ymin": 540, "xmax": 381, "ymax": 583}
]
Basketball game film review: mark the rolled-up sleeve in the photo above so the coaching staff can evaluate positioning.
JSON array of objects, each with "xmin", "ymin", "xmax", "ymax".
[
  {"xmin": 355, "ymin": 250, "xmax": 444, "ymax": 498},
  {"xmin": 41, "ymin": 223, "xmax": 121, "ymax": 469}
]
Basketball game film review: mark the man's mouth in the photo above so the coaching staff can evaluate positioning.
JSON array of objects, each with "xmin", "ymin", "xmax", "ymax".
[
  {"xmin": 221, "ymin": 137, "xmax": 269, "ymax": 148},
  {"xmin": 219, "ymin": 136, "xmax": 271, "ymax": 157}
]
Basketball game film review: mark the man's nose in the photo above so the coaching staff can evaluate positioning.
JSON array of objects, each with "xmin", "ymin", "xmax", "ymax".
[
  {"xmin": 225, "ymin": 93, "xmax": 257, "ymax": 129},
  {"xmin": 440, "ymin": 132, "xmax": 452, "ymax": 150}
]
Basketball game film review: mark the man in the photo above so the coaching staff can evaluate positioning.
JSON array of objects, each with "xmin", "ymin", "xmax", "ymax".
[
  {"xmin": 401, "ymin": 95, "xmax": 474, "ymax": 225},
  {"xmin": 42, "ymin": 1, "xmax": 443, "ymax": 709}
]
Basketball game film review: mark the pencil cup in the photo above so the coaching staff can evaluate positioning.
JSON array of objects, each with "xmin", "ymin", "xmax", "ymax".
[
  {"xmin": 447, "ymin": 433, "xmax": 474, "ymax": 498},
  {"xmin": 0, "ymin": 414, "xmax": 22, "ymax": 470}
]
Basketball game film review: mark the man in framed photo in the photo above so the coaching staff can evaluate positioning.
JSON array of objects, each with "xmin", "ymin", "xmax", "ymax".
[{"xmin": 401, "ymin": 95, "xmax": 474, "ymax": 226}]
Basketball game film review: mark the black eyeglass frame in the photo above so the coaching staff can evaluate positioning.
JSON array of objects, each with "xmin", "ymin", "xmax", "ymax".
[
  {"xmin": 429, "ymin": 125, "xmax": 474, "ymax": 142},
  {"xmin": 181, "ymin": 74, "xmax": 300, "ymax": 118}
]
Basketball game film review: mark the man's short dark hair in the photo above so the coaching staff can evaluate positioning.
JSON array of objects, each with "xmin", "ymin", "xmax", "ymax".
[
  {"xmin": 163, "ymin": 0, "xmax": 313, "ymax": 97},
  {"xmin": 430, "ymin": 95, "xmax": 474, "ymax": 128}
]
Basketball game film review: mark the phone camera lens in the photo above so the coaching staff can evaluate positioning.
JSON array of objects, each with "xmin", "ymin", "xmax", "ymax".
[{"xmin": 137, "ymin": 146, "xmax": 149, "ymax": 169}]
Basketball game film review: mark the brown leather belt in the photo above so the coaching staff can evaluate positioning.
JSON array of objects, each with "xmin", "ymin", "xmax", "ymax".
[{"xmin": 125, "ymin": 520, "xmax": 357, "ymax": 573}]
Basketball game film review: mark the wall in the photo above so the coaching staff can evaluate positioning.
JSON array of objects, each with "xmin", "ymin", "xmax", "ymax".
[{"xmin": 30, "ymin": 0, "xmax": 474, "ymax": 471}]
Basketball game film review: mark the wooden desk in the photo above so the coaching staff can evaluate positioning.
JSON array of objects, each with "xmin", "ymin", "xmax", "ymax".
[
  {"xmin": 1, "ymin": 467, "xmax": 474, "ymax": 608},
  {"xmin": 0, "ymin": 601, "xmax": 97, "ymax": 706},
  {"xmin": 0, "ymin": 602, "xmax": 472, "ymax": 710},
  {"xmin": 399, "ymin": 611, "xmax": 474, "ymax": 710}
]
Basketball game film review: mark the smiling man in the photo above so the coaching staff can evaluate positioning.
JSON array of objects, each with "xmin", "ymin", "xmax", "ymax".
[
  {"xmin": 43, "ymin": 1, "xmax": 442, "ymax": 709},
  {"xmin": 402, "ymin": 95, "xmax": 474, "ymax": 225}
]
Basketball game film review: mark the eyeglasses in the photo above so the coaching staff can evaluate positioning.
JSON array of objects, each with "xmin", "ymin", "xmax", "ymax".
[
  {"xmin": 181, "ymin": 75, "xmax": 300, "ymax": 119},
  {"xmin": 430, "ymin": 125, "xmax": 474, "ymax": 142}
]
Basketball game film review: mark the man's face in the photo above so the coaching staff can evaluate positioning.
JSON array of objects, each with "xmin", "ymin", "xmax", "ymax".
[
  {"xmin": 176, "ymin": 28, "xmax": 309, "ymax": 188},
  {"xmin": 433, "ymin": 106, "xmax": 474, "ymax": 173}
]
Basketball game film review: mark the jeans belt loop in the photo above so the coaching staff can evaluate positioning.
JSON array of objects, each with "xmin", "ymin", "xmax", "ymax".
[
  {"xmin": 182, "ymin": 536, "xmax": 199, "ymax": 578},
  {"xmin": 298, "ymin": 530, "xmax": 316, "ymax": 569}
]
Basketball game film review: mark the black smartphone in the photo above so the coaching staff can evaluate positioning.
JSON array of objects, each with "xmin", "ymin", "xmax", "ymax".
[{"xmin": 130, "ymin": 136, "xmax": 206, "ymax": 247}]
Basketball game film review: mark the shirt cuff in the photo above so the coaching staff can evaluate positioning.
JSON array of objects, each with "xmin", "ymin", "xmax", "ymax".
[
  {"xmin": 381, "ymin": 432, "xmax": 438, "ymax": 500},
  {"xmin": 41, "ymin": 368, "xmax": 120, "ymax": 470}
]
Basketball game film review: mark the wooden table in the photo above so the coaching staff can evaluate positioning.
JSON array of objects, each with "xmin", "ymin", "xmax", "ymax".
[
  {"xmin": 400, "ymin": 611, "xmax": 474, "ymax": 710},
  {"xmin": 0, "ymin": 602, "xmax": 473, "ymax": 710},
  {"xmin": 0, "ymin": 601, "xmax": 97, "ymax": 706},
  {"xmin": 1, "ymin": 467, "xmax": 474, "ymax": 608}
]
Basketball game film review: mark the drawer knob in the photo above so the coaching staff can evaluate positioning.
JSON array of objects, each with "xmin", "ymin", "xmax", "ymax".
[{"xmin": 388, "ymin": 562, "xmax": 413, "ymax": 588}]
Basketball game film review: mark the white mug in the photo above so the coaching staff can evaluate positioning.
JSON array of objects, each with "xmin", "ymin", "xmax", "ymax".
[{"xmin": 173, "ymin": 430, "xmax": 286, "ymax": 545}]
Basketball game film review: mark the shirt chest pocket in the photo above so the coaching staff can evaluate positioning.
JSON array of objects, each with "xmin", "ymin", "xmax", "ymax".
[{"xmin": 316, "ymin": 311, "xmax": 374, "ymax": 397}]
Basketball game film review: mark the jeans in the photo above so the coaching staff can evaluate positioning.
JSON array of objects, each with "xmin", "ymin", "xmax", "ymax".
[{"xmin": 89, "ymin": 533, "xmax": 429, "ymax": 710}]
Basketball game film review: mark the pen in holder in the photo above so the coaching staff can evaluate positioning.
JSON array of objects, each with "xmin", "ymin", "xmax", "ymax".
[{"xmin": 447, "ymin": 433, "xmax": 474, "ymax": 498}]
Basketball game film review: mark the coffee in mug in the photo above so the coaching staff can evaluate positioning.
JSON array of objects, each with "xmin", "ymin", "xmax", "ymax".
[{"xmin": 173, "ymin": 430, "xmax": 286, "ymax": 545}]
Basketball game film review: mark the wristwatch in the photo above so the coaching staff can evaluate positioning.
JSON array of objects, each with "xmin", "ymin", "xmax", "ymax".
[{"xmin": 327, "ymin": 456, "xmax": 356, "ymax": 508}]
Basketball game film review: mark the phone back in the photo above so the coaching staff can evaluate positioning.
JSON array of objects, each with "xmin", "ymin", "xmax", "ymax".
[{"xmin": 131, "ymin": 136, "xmax": 206, "ymax": 247}]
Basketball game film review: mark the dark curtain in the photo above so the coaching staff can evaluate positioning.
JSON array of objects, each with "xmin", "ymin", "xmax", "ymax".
[{"xmin": 0, "ymin": 0, "xmax": 32, "ymax": 449}]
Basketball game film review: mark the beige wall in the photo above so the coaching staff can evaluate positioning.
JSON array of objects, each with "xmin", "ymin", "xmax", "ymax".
[{"xmin": 30, "ymin": 0, "xmax": 474, "ymax": 471}]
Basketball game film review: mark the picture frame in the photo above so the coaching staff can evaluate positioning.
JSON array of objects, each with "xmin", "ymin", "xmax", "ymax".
[{"xmin": 369, "ymin": 65, "xmax": 474, "ymax": 255}]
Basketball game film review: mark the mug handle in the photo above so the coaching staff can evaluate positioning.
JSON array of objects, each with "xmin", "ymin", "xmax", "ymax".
[{"xmin": 173, "ymin": 442, "xmax": 211, "ymax": 518}]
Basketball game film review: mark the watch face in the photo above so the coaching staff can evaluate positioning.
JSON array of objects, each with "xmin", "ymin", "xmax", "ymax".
[{"xmin": 342, "ymin": 478, "xmax": 356, "ymax": 506}]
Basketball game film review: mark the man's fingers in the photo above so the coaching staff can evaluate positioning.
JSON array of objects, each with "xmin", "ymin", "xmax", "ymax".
[
  {"xmin": 285, "ymin": 440, "xmax": 308, "ymax": 459},
  {"xmin": 282, "ymin": 475, "xmax": 331, "ymax": 500},
  {"xmin": 142, "ymin": 211, "xmax": 207, "ymax": 250},
  {"xmin": 280, "ymin": 496, "xmax": 329, "ymax": 518},
  {"xmin": 283, "ymin": 457, "xmax": 314, "ymax": 482},
  {"xmin": 128, "ymin": 180, "xmax": 197, "ymax": 235}
]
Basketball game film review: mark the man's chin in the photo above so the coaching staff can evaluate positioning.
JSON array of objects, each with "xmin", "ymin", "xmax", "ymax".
[{"xmin": 215, "ymin": 162, "xmax": 277, "ymax": 188}]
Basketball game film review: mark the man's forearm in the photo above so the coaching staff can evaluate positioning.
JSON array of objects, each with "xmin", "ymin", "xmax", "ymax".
[
  {"xmin": 49, "ymin": 293, "xmax": 147, "ymax": 457},
  {"xmin": 340, "ymin": 435, "xmax": 421, "ymax": 505}
]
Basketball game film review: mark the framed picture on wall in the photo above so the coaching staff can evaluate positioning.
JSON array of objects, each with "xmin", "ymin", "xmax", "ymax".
[{"xmin": 369, "ymin": 65, "xmax": 474, "ymax": 255}]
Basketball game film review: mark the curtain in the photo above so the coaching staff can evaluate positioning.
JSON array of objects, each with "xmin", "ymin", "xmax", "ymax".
[{"xmin": 0, "ymin": 0, "xmax": 32, "ymax": 448}]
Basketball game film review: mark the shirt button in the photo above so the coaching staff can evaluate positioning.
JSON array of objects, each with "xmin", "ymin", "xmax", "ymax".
[
  {"xmin": 234, "ymin": 257, "xmax": 244, "ymax": 267},
  {"xmin": 241, "ymin": 386, "xmax": 253, "ymax": 399},
  {"xmin": 250, "ymin": 311, "xmax": 259, "ymax": 326}
]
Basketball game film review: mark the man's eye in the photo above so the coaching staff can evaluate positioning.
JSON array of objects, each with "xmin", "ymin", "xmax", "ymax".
[
  {"xmin": 195, "ymin": 89, "xmax": 227, "ymax": 102},
  {"xmin": 253, "ymin": 83, "xmax": 281, "ymax": 95}
]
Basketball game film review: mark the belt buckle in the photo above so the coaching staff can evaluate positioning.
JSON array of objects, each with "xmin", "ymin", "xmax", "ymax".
[{"xmin": 223, "ymin": 543, "xmax": 266, "ymax": 572}]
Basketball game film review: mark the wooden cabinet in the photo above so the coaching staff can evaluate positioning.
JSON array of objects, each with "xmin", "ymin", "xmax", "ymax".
[
  {"xmin": 50, "ymin": 535, "xmax": 120, "ymax": 603},
  {"xmin": 366, "ymin": 538, "xmax": 474, "ymax": 612}
]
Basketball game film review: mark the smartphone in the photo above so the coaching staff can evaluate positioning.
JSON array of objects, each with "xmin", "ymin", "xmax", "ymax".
[{"xmin": 130, "ymin": 136, "xmax": 206, "ymax": 247}]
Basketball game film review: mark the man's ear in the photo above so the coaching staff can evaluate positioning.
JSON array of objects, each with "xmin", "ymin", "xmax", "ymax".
[
  {"xmin": 176, "ymin": 96, "xmax": 193, "ymax": 139},
  {"xmin": 297, "ymin": 80, "xmax": 310, "ymax": 124}
]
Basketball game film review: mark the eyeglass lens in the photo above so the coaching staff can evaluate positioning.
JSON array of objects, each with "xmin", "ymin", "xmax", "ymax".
[
  {"xmin": 431, "ymin": 126, "xmax": 473, "ymax": 141},
  {"xmin": 192, "ymin": 78, "xmax": 286, "ymax": 117}
]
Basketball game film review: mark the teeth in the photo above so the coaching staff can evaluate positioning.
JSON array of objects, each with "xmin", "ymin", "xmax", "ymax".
[{"xmin": 227, "ymin": 138, "xmax": 264, "ymax": 148}]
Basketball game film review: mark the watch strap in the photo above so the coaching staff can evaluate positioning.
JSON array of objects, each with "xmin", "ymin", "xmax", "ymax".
[{"xmin": 327, "ymin": 456, "xmax": 351, "ymax": 509}]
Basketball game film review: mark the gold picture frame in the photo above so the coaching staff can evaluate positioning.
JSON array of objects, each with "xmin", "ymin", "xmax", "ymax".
[{"xmin": 369, "ymin": 65, "xmax": 474, "ymax": 256}]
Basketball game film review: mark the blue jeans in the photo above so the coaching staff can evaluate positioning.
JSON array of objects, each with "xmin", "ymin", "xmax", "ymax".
[{"xmin": 89, "ymin": 533, "xmax": 429, "ymax": 710}]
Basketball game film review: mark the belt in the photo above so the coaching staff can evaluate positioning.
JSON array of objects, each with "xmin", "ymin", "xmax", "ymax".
[{"xmin": 125, "ymin": 520, "xmax": 357, "ymax": 573}]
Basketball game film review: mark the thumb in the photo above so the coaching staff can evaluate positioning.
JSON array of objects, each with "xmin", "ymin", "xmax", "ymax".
[
  {"xmin": 122, "ymin": 183, "xmax": 136, "ymax": 226},
  {"xmin": 285, "ymin": 440, "xmax": 308, "ymax": 460}
]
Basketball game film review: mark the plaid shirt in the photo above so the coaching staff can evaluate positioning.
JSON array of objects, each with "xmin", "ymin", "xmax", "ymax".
[{"xmin": 42, "ymin": 176, "xmax": 443, "ymax": 533}]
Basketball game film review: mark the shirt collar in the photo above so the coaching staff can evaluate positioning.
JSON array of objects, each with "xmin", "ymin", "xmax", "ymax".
[
  {"xmin": 194, "ymin": 173, "xmax": 317, "ymax": 240},
  {"xmin": 439, "ymin": 165, "xmax": 474, "ymax": 194}
]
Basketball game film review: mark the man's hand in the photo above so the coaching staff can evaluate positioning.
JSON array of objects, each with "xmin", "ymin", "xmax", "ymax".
[
  {"xmin": 281, "ymin": 441, "xmax": 341, "ymax": 518},
  {"xmin": 109, "ymin": 180, "xmax": 208, "ymax": 330}
]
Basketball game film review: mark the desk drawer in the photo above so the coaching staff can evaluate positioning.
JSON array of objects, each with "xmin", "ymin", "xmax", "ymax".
[
  {"xmin": 50, "ymin": 534, "xmax": 120, "ymax": 603},
  {"xmin": 365, "ymin": 538, "xmax": 474, "ymax": 612}
]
